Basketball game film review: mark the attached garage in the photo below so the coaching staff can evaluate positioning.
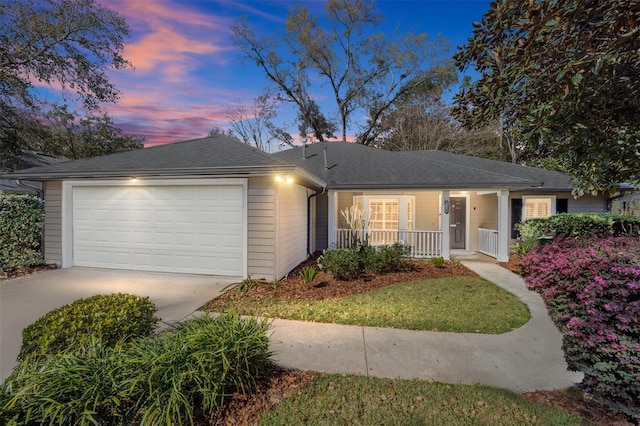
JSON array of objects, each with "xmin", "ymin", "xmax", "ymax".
[{"xmin": 65, "ymin": 180, "xmax": 247, "ymax": 276}]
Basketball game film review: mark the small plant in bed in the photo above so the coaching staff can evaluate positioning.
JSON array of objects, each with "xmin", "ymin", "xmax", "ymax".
[{"xmin": 299, "ymin": 266, "xmax": 317, "ymax": 284}]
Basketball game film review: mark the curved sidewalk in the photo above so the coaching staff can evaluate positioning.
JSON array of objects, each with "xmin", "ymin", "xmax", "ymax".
[{"xmin": 268, "ymin": 261, "xmax": 583, "ymax": 392}]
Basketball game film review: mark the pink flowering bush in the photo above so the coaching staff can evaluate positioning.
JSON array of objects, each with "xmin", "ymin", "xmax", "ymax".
[{"xmin": 521, "ymin": 236, "xmax": 640, "ymax": 421}]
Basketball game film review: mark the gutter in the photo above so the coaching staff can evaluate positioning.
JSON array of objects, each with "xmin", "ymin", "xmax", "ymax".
[
  {"xmin": 15, "ymin": 179, "xmax": 44, "ymax": 199},
  {"xmin": 307, "ymin": 186, "xmax": 327, "ymax": 256},
  {"xmin": 1, "ymin": 164, "xmax": 297, "ymax": 180}
]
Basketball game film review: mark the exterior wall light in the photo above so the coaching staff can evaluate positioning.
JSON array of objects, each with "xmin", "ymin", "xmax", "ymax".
[{"xmin": 275, "ymin": 175, "xmax": 294, "ymax": 184}]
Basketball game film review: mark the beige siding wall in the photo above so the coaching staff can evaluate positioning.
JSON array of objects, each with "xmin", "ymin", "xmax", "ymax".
[
  {"xmin": 414, "ymin": 192, "xmax": 440, "ymax": 230},
  {"xmin": 276, "ymin": 183, "xmax": 308, "ymax": 279},
  {"xmin": 44, "ymin": 181, "xmax": 63, "ymax": 265},
  {"xmin": 468, "ymin": 193, "xmax": 498, "ymax": 251},
  {"xmin": 247, "ymin": 177, "xmax": 276, "ymax": 280}
]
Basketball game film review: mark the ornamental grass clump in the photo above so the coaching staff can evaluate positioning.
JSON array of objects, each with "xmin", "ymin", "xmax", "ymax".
[
  {"xmin": 521, "ymin": 236, "xmax": 640, "ymax": 422},
  {"xmin": 1, "ymin": 313, "xmax": 272, "ymax": 426}
]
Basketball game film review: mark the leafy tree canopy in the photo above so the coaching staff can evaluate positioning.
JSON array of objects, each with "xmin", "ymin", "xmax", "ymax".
[
  {"xmin": 233, "ymin": 0, "xmax": 449, "ymax": 145},
  {"xmin": 454, "ymin": 0, "xmax": 640, "ymax": 193},
  {"xmin": 30, "ymin": 105, "xmax": 144, "ymax": 160},
  {"xmin": 0, "ymin": 0, "xmax": 132, "ymax": 166}
]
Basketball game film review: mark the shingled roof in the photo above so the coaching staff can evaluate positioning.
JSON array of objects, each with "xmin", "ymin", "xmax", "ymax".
[
  {"xmin": 5, "ymin": 135, "xmax": 293, "ymax": 179},
  {"xmin": 273, "ymin": 142, "xmax": 571, "ymax": 190},
  {"xmin": 4, "ymin": 137, "xmax": 573, "ymax": 191}
]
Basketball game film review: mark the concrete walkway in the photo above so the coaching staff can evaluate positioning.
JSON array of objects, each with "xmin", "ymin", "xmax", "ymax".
[
  {"xmin": 268, "ymin": 261, "xmax": 583, "ymax": 392},
  {"xmin": 0, "ymin": 267, "xmax": 237, "ymax": 381}
]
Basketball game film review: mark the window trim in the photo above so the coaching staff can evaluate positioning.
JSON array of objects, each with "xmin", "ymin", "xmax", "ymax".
[
  {"xmin": 522, "ymin": 195, "xmax": 556, "ymax": 221},
  {"xmin": 352, "ymin": 195, "xmax": 415, "ymax": 231}
]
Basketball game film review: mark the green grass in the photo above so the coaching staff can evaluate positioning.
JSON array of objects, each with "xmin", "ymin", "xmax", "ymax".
[
  {"xmin": 209, "ymin": 276, "xmax": 530, "ymax": 334},
  {"xmin": 259, "ymin": 374, "xmax": 583, "ymax": 425}
]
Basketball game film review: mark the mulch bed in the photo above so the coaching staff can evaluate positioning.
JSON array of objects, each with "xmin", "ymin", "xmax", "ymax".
[
  {"xmin": 0, "ymin": 264, "xmax": 58, "ymax": 281},
  {"xmin": 204, "ymin": 255, "xmax": 476, "ymax": 311}
]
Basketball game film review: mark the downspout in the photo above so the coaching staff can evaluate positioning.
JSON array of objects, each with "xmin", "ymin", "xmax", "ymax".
[{"xmin": 307, "ymin": 187, "xmax": 326, "ymax": 256}]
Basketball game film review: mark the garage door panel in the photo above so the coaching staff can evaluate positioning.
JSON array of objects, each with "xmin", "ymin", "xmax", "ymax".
[{"xmin": 73, "ymin": 184, "xmax": 245, "ymax": 275}]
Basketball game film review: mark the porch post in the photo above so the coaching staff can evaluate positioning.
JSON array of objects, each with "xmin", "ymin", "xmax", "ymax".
[
  {"xmin": 441, "ymin": 190, "xmax": 450, "ymax": 260},
  {"xmin": 497, "ymin": 190, "xmax": 510, "ymax": 262},
  {"xmin": 327, "ymin": 191, "xmax": 336, "ymax": 248}
]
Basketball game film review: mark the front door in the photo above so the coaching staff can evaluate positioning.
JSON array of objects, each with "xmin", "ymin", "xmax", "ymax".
[{"xmin": 450, "ymin": 197, "xmax": 466, "ymax": 249}]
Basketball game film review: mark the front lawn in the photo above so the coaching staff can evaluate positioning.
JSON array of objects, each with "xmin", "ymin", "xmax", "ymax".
[
  {"xmin": 257, "ymin": 374, "xmax": 582, "ymax": 425},
  {"xmin": 206, "ymin": 277, "xmax": 529, "ymax": 333},
  {"xmin": 202, "ymin": 261, "xmax": 530, "ymax": 334}
]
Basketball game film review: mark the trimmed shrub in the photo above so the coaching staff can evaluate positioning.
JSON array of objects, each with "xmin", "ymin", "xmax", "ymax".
[
  {"xmin": 0, "ymin": 193, "xmax": 44, "ymax": 272},
  {"xmin": 515, "ymin": 213, "xmax": 640, "ymax": 256},
  {"xmin": 0, "ymin": 313, "xmax": 272, "ymax": 426},
  {"xmin": 318, "ymin": 243, "xmax": 410, "ymax": 280},
  {"xmin": 521, "ymin": 236, "xmax": 640, "ymax": 421},
  {"xmin": 318, "ymin": 248, "xmax": 361, "ymax": 280},
  {"xmin": 364, "ymin": 243, "xmax": 410, "ymax": 273},
  {"xmin": 19, "ymin": 293, "xmax": 158, "ymax": 360}
]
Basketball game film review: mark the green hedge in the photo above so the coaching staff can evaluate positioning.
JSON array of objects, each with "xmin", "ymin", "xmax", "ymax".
[
  {"xmin": 514, "ymin": 213, "xmax": 640, "ymax": 256},
  {"xmin": 19, "ymin": 293, "xmax": 158, "ymax": 360},
  {"xmin": 0, "ymin": 194, "xmax": 44, "ymax": 272}
]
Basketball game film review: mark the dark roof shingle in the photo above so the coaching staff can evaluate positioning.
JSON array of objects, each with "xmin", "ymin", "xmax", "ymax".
[
  {"xmin": 273, "ymin": 142, "xmax": 571, "ymax": 190},
  {"xmin": 5, "ymin": 136, "xmax": 292, "ymax": 179}
]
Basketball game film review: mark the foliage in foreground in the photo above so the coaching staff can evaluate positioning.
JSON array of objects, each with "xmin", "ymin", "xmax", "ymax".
[
  {"xmin": 521, "ymin": 236, "xmax": 640, "ymax": 421},
  {"xmin": 514, "ymin": 213, "xmax": 640, "ymax": 256},
  {"xmin": 259, "ymin": 374, "xmax": 582, "ymax": 425},
  {"xmin": 0, "ymin": 194, "xmax": 44, "ymax": 272},
  {"xmin": 19, "ymin": 293, "xmax": 158, "ymax": 361},
  {"xmin": 208, "ymin": 276, "xmax": 529, "ymax": 334},
  {"xmin": 1, "ymin": 313, "xmax": 272, "ymax": 426}
]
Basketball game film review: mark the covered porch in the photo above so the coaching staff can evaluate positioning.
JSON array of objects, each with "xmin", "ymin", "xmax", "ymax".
[{"xmin": 326, "ymin": 190, "xmax": 510, "ymax": 262}]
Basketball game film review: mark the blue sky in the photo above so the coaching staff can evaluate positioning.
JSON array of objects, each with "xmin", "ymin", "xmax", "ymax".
[{"xmin": 51, "ymin": 0, "xmax": 492, "ymax": 146}]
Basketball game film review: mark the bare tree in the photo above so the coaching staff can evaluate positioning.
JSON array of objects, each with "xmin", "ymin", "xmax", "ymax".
[
  {"xmin": 232, "ymin": 0, "xmax": 448, "ymax": 145},
  {"xmin": 226, "ymin": 92, "xmax": 291, "ymax": 152}
]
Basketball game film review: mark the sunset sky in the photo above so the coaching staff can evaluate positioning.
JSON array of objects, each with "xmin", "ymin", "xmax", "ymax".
[{"xmin": 45, "ymin": 1, "xmax": 494, "ymax": 147}]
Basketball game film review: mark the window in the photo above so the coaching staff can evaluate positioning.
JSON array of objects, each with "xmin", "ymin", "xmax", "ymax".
[
  {"xmin": 351, "ymin": 195, "xmax": 415, "ymax": 244},
  {"xmin": 522, "ymin": 196, "xmax": 555, "ymax": 220},
  {"xmin": 369, "ymin": 199, "xmax": 399, "ymax": 231}
]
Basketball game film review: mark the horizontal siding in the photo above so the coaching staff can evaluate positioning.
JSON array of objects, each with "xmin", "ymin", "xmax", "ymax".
[
  {"xmin": 247, "ymin": 177, "xmax": 276, "ymax": 280},
  {"xmin": 44, "ymin": 181, "xmax": 63, "ymax": 265},
  {"xmin": 276, "ymin": 183, "xmax": 308, "ymax": 279},
  {"xmin": 568, "ymin": 194, "xmax": 607, "ymax": 213}
]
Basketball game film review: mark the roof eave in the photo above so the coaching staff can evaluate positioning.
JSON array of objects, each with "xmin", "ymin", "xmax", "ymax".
[
  {"xmin": 1, "ymin": 164, "xmax": 297, "ymax": 180},
  {"xmin": 325, "ymin": 182, "xmax": 544, "ymax": 191}
]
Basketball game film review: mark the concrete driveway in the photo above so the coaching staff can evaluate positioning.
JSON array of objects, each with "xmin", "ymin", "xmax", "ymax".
[{"xmin": 0, "ymin": 267, "xmax": 239, "ymax": 381}]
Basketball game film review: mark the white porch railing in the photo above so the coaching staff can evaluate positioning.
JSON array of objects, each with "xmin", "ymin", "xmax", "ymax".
[
  {"xmin": 334, "ymin": 229, "xmax": 442, "ymax": 258},
  {"xmin": 478, "ymin": 228, "xmax": 499, "ymax": 258}
]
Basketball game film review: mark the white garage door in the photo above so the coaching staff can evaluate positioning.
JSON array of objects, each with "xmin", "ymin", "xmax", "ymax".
[{"xmin": 72, "ymin": 184, "xmax": 245, "ymax": 276}]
